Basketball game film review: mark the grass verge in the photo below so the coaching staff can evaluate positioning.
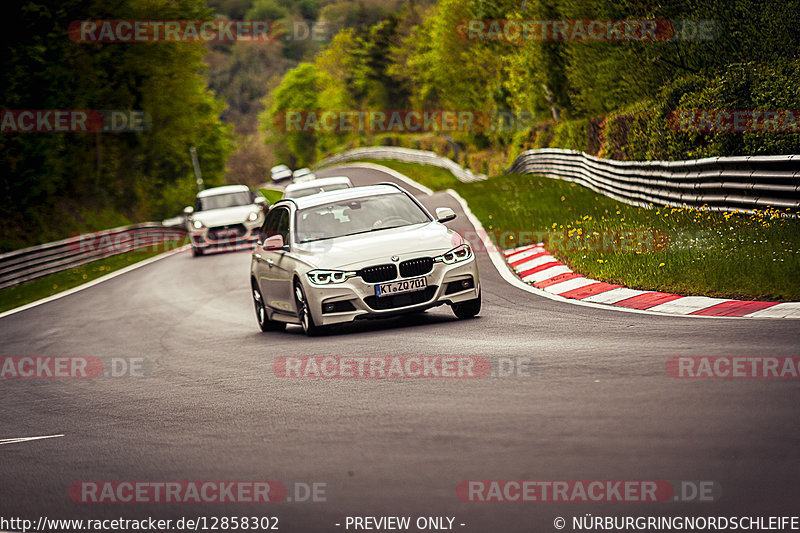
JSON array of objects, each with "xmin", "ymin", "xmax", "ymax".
[
  {"xmin": 457, "ymin": 174, "xmax": 799, "ymax": 301},
  {"xmin": 0, "ymin": 241, "xmax": 183, "ymax": 314},
  {"xmin": 260, "ymin": 188, "xmax": 285, "ymax": 204},
  {"xmin": 345, "ymin": 159, "xmax": 799, "ymax": 301}
]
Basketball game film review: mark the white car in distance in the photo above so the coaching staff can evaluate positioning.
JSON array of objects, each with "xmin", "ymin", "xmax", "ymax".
[
  {"xmin": 292, "ymin": 168, "xmax": 316, "ymax": 183},
  {"xmin": 283, "ymin": 176, "xmax": 353, "ymax": 199},
  {"xmin": 250, "ymin": 183, "xmax": 481, "ymax": 336},
  {"xmin": 270, "ymin": 164, "xmax": 293, "ymax": 182},
  {"xmin": 184, "ymin": 185, "xmax": 266, "ymax": 257}
]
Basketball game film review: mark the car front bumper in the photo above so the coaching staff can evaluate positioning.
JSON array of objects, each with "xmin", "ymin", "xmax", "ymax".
[
  {"xmin": 190, "ymin": 222, "xmax": 260, "ymax": 250},
  {"xmin": 301, "ymin": 257, "xmax": 480, "ymax": 326}
]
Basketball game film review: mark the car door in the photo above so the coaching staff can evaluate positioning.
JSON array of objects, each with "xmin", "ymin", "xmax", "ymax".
[
  {"xmin": 257, "ymin": 207, "xmax": 295, "ymax": 315},
  {"xmin": 254, "ymin": 208, "xmax": 282, "ymax": 311}
]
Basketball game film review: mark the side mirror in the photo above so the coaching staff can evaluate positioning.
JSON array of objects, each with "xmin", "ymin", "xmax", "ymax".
[
  {"xmin": 262, "ymin": 234, "xmax": 285, "ymax": 251},
  {"xmin": 183, "ymin": 206, "xmax": 194, "ymax": 215},
  {"xmin": 435, "ymin": 207, "xmax": 456, "ymax": 223},
  {"xmin": 254, "ymin": 196, "xmax": 267, "ymax": 206}
]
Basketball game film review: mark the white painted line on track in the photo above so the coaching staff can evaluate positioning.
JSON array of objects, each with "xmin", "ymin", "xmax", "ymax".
[
  {"xmin": 646, "ymin": 296, "xmax": 732, "ymax": 315},
  {"xmin": 506, "ymin": 247, "xmax": 545, "ymax": 264},
  {"xmin": 522, "ymin": 265, "xmax": 572, "ymax": 283},
  {"xmin": 0, "ymin": 434, "xmax": 64, "ymax": 446},
  {"xmin": 582, "ymin": 287, "xmax": 648, "ymax": 304},
  {"xmin": 0, "ymin": 245, "xmax": 190, "ymax": 320},
  {"xmin": 744, "ymin": 302, "xmax": 800, "ymax": 318},
  {"xmin": 513, "ymin": 254, "xmax": 559, "ymax": 271},
  {"xmin": 544, "ymin": 277, "xmax": 597, "ymax": 294}
]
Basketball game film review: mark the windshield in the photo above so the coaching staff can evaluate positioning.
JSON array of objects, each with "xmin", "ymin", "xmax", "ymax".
[
  {"xmin": 286, "ymin": 184, "xmax": 350, "ymax": 199},
  {"xmin": 195, "ymin": 191, "xmax": 252, "ymax": 211},
  {"xmin": 295, "ymin": 193, "xmax": 430, "ymax": 242}
]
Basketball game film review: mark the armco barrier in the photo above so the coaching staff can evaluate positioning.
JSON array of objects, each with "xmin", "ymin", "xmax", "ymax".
[
  {"xmin": 507, "ymin": 148, "xmax": 800, "ymax": 212},
  {"xmin": 0, "ymin": 223, "xmax": 187, "ymax": 290},
  {"xmin": 316, "ymin": 146, "xmax": 487, "ymax": 183},
  {"xmin": 317, "ymin": 145, "xmax": 798, "ymax": 212}
]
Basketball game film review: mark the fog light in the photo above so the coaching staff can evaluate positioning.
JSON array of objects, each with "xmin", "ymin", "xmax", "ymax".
[
  {"xmin": 322, "ymin": 303, "xmax": 336, "ymax": 313},
  {"xmin": 444, "ymin": 277, "xmax": 475, "ymax": 295}
]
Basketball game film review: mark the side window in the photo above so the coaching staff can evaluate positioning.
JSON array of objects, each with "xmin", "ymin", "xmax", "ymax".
[
  {"xmin": 194, "ymin": 198, "xmax": 203, "ymax": 212},
  {"xmin": 261, "ymin": 207, "xmax": 290, "ymax": 244},
  {"xmin": 261, "ymin": 208, "xmax": 281, "ymax": 237},
  {"xmin": 276, "ymin": 208, "xmax": 290, "ymax": 242}
]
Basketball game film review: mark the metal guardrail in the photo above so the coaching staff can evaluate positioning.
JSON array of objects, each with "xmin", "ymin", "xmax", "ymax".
[
  {"xmin": 316, "ymin": 147, "xmax": 488, "ymax": 183},
  {"xmin": 507, "ymin": 148, "xmax": 800, "ymax": 212},
  {"xmin": 318, "ymin": 146, "xmax": 799, "ymax": 212},
  {"xmin": 0, "ymin": 223, "xmax": 187, "ymax": 290}
]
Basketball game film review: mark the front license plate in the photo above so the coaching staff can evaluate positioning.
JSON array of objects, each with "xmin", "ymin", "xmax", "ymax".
[{"xmin": 375, "ymin": 277, "xmax": 427, "ymax": 297}]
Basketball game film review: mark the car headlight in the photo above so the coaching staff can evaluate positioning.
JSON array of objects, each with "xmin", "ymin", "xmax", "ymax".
[
  {"xmin": 307, "ymin": 270, "xmax": 357, "ymax": 285},
  {"xmin": 191, "ymin": 219, "xmax": 203, "ymax": 229},
  {"xmin": 434, "ymin": 244, "xmax": 472, "ymax": 264},
  {"xmin": 247, "ymin": 211, "xmax": 259, "ymax": 222}
]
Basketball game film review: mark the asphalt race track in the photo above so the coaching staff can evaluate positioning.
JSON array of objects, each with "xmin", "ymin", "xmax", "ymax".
[{"xmin": 1, "ymin": 166, "xmax": 798, "ymax": 532}]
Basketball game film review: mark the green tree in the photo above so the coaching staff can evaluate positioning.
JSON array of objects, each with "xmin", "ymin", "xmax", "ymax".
[{"xmin": 1, "ymin": 0, "xmax": 232, "ymax": 249}]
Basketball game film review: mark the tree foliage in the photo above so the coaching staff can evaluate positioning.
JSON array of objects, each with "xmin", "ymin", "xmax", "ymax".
[
  {"xmin": 1, "ymin": 0, "xmax": 232, "ymax": 249},
  {"xmin": 263, "ymin": 0, "xmax": 800, "ymax": 165}
]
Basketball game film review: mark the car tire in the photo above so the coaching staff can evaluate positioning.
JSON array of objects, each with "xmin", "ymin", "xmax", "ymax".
[
  {"xmin": 294, "ymin": 281, "xmax": 324, "ymax": 336},
  {"xmin": 252, "ymin": 282, "xmax": 286, "ymax": 332},
  {"xmin": 192, "ymin": 246, "xmax": 203, "ymax": 257},
  {"xmin": 451, "ymin": 291, "xmax": 481, "ymax": 319}
]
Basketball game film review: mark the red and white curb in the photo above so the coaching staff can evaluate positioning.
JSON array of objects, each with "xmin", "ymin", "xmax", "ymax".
[{"xmin": 503, "ymin": 244, "xmax": 800, "ymax": 319}]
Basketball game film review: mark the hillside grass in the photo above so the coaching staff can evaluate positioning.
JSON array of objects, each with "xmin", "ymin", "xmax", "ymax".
[{"xmin": 259, "ymin": 187, "xmax": 285, "ymax": 205}]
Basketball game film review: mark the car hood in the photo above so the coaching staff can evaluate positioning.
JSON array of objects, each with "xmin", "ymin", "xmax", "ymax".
[
  {"xmin": 293, "ymin": 222, "xmax": 461, "ymax": 269},
  {"xmin": 191, "ymin": 205, "xmax": 258, "ymax": 227}
]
